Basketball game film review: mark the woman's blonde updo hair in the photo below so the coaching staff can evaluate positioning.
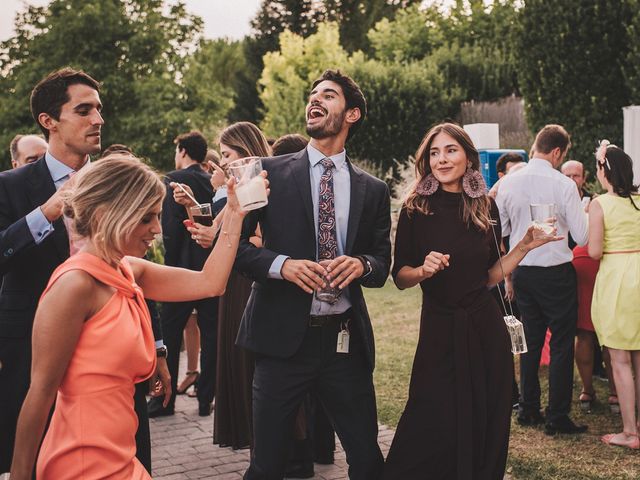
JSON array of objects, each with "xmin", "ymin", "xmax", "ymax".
[{"xmin": 63, "ymin": 154, "xmax": 165, "ymax": 264}]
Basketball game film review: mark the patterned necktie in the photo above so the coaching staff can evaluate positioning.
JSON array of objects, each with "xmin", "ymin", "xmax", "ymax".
[{"xmin": 317, "ymin": 158, "xmax": 338, "ymax": 260}]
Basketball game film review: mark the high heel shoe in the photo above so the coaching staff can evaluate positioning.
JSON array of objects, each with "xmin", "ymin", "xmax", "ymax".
[
  {"xmin": 579, "ymin": 391, "xmax": 595, "ymax": 412},
  {"xmin": 601, "ymin": 432, "xmax": 640, "ymax": 450},
  {"xmin": 176, "ymin": 370, "xmax": 199, "ymax": 395},
  {"xmin": 608, "ymin": 394, "xmax": 620, "ymax": 414}
]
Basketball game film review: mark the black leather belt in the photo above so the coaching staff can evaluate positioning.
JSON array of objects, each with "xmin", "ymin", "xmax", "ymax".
[{"xmin": 309, "ymin": 309, "xmax": 352, "ymax": 327}]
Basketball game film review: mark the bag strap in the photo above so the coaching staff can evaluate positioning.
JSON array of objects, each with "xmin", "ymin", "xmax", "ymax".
[{"xmin": 489, "ymin": 217, "xmax": 516, "ymax": 318}]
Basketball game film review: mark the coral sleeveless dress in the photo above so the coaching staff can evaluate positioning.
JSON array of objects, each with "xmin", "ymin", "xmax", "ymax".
[{"xmin": 36, "ymin": 253, "xmax": 156, "ymax": 479}]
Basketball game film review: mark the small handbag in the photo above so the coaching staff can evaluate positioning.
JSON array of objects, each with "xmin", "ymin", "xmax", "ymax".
[{"xmin": 490, "ymin": 219, "xmax": 528, "ymax": 355}]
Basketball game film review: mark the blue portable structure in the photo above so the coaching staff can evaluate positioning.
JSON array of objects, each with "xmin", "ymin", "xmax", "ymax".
[{"xmin": 478, "ymin": 149, "xmax": 528, "ymax": 188}]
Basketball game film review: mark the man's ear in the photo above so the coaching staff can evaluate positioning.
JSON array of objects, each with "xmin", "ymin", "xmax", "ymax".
[
  {"xmin": 38, "ymin": 113, "xmax": 56, "ymax": 136},
  {"xmin": 345, "ymin": 107, "xmax": 361, "ymax": 126}
]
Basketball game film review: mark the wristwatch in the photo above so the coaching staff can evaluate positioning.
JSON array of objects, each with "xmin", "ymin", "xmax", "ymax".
[
  {"xmin": 356, "ymin": 256, "xmax": 372, "ymax": 277},
  {"xmin": 156, "ymin": 346, "xmax": 168, "ymax": 358}
]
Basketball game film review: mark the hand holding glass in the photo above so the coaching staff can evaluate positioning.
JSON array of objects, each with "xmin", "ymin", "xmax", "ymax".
[
  {"xmin": 530, "ymin": 203, "xmax": 556, "ymax": 239},
  {"xmin": 227, "ymin": 157, "xmax": 268, "ymax": 211},
  {"xmin": 315, "ymin": 259, "xmax": 341, "ymax": 304},
  {"xmin": 189, "ymin": 203, "xmax": 213, "ymax": 226}
]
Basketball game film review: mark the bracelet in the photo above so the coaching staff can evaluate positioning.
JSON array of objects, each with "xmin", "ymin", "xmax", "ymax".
[{"xmin": 518, "ymin": 244, "xmax": 529, "ymax": 253}]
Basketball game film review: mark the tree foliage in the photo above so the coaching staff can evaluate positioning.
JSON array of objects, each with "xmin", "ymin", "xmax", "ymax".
[
  {"xmin": 368, "ymin": 2, "xmax": 519, "ymax": 102},
  {"xmin": 0, "ymin": 0, "xmax": 207, "ymax": 171},
  {"xmin": 182, "ymin": 38, "xmax": 246, "ymax": 139},
  {"xmin": 625, "ymin": 0, "xmax": 640, "ymax": 102},
  {"xmin": 517, "ymin": 0, "xmax": 632, "ymax": 164}
]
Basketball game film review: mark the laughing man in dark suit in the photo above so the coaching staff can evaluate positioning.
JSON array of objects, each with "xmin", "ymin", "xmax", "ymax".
[{"xmin": 236, "ymin": 69, "xmax": 391, "ymax": 480}]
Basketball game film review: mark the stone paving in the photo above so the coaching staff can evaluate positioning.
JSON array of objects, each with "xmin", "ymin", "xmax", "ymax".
[{"xmin": 150, "ymin": 352, "xmax": 393, "ymax": 480}]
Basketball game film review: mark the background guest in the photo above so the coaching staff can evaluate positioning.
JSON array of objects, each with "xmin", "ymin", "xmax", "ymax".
[
  {"xmin": 496, "ymin": 151, "xmax": 526, "ymax": 178},
  {"xmin": 271, "ymin": 132, "xmax": 337, "ymax": 476},
  {"xmin": 496, "ymin": 124, "xmax": 589, "ymax": 435},
  {"xmin": 8, "ymin": 134, "xmax": 48, "ymax": 169},
  {"xmin": 0, "ymin": 67, "xmax": 103, "ymax": 474},
  {"xmin": 560, "ymin": 158, "xmax": 616, "ymax": 413},
  {"xmin": 589, "ymin": 141, "xmax": 640, "ymax": 449},
  {"xmin": 147, "ymin": 130, "xmax": 218, "ymax": 418},
  {"xmin": 173, "ymin": 121, "xmax": 271, "ymax": 448}
]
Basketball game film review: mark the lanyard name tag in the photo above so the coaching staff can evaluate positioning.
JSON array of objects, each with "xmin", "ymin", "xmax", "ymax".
[{"xmin": 337, "ymin": 322, "xmax": 350, "ymax": 354}]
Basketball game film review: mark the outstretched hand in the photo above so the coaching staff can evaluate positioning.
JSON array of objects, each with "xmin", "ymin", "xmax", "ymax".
[{"xmin": 521, "ymin": 224, "xmax": 564, "ymax": 251}]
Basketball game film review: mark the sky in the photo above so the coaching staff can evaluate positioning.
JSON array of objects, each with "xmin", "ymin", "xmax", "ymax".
[{"xmin": 0, "ymin": 0, "xmax": 263, "ymax": 42}]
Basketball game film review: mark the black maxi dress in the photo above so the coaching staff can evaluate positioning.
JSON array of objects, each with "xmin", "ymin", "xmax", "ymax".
[
  {"xmin": 213, "ymin": 270, "xmax": 254, "ymax": 449},
  {"xmin": 383, "ymin": 189, "xmax": 512, "ymax": 480}
]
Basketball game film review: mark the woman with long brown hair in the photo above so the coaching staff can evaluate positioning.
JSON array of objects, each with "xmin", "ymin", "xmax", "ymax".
[
  {"xmin": 383, "ymin": 123, "xmax": 558, "ymax": 479},
  {"xmin": 173, "ymin": 121, "xmax": 271, "ymax": 449}
]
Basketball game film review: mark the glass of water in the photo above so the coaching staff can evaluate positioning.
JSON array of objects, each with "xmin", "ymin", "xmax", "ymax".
[{"xmin": 529, "ymin": 203, "xmax": 556, "ymax": 239}]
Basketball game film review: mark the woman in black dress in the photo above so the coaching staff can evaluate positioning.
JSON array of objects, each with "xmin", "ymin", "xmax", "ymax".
[
  {"xmin": 177, "ymin": 122, "xmax": 271, "ymax": 449},
  {"xmin": 383, "ymin": 123, "xmax": 559, "ymax": 480}
]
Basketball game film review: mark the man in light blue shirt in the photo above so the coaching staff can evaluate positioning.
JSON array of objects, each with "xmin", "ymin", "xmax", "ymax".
[
  {"xmin": 236, "ymin": 70, "xmax": 391, "ymax": 480},
  {"xmin": 0, "ymin": 67, "xmax": 103, "ymax": 474}
]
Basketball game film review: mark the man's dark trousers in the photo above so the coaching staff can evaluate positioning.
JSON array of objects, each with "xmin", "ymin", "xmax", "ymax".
[
  {"xmin": 246, "ymin": 317, "xmax": 382, "ymax": 480},
  {"xmin": 512, "ymin": 263, "xmax": 578, "ymax": 422},
  {"xmin": 162, "ymin": 298, "xmax": 218, "ymax": 411}
]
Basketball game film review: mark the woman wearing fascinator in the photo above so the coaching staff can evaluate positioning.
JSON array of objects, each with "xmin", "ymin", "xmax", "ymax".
[
  {"xmin": 589, "ymin": 140, "xmax": 640, "ymax": 450},
  {"xmin": 383, "ymin": 123, "xmax": 561, "ymax": 479}
]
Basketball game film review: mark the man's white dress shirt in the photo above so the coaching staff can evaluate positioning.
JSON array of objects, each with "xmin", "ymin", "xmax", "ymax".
[{"xmin": 496, "ymin": 158, "xmax": 588, "ymax": 267}]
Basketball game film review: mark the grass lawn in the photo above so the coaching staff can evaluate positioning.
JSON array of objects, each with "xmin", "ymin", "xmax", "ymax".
[{"xmin": 364, "ymin": 280, "xmax": 640, "ymax": 480}]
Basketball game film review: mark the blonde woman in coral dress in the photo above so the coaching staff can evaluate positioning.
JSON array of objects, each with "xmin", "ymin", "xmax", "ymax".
[{"xmin": 10, "ymin": 155, "xmax": 255, "ymax": 479}]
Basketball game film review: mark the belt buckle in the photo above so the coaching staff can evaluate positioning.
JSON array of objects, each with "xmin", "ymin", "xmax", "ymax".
[{"xmin": 309, "ymin": 315, "xmax": 326, "ymax": 327}]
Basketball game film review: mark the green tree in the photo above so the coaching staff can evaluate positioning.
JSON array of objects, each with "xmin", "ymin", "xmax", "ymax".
[
  {"xmin": 348, "ymin": 56, "xmax": 456, "ymax": 176},
  {"xmin": 517, "ymin": 0, "xmax": 632, "ymax": 164},
  {"xmin": 368, "ymin": 1, "xmax": 520, "ymax": 102},
  {"xmin": 318, "ymin": 0, "xmax": 419, "ymax": 54},
  {"xmin": 0, "ymin": 0, "xmax": 204, "ymax": 171},
  {"xmin": 182, "ymin": 38, "xmax": 246, "ymax": 138},
  {"xmin": 625, "ymin": 0, "xmax": 640, "ymax": 102},
  {"xmin": 368, "ymin": 4, "xmax": 446, "ymax": 63}
]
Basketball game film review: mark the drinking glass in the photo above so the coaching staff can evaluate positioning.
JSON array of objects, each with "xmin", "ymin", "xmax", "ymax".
[
  {"xmin": 529, "ymin": 203, "xmax": 556, "ymax": 239},
  {"xmin": 227, "ymin": 156, "xmax": 268, "ymax": 211},
  {"xmin": 189, "ymin": 203, "xmax": 213, "ymax": 226},
  {"xmin": 315, "ymin": 259, "xmax": 341, "ymax": 304}
]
